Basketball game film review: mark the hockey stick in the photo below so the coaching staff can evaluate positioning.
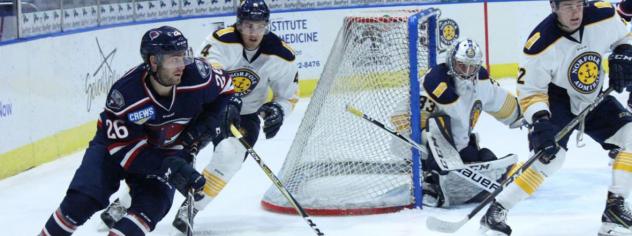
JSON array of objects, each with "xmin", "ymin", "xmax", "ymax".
[
  {"xmin": 345, "ymin": 105, "xmax": 466, "ymax": 169},
  {"xmin": 345, "ymin": 105, "xmax": 502, "ymax": 192},
  {"xmin": 184, "ymin": 145, "xmax": 199, "ymax": 236},
  {"xmin": 229, "ymin": 125, "xmax": 325, "ymax": 236},
  {"xmin": 426, "ymin": 87, "xmax": 615, "ymax": 233}
]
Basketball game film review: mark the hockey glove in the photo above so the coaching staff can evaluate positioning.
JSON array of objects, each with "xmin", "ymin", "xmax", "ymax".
[
  {"xmin": 160, "ymin": 156, "xmax": 205, "ymax": 196},
  {"xmin": 608, "ymin": 44, "xmax": 632, "ymax": 93},
  {"xmin": 528, "ymin": 111, "xmax": 559, "ymax": 163},
  {"xmin": 219, "ymin": 95, "xmax": 242, "ymax": 137},
  {"xmin": 258, "ymin": 102, "xmax": 284, "ymax": 139},
  {"xmin": 180, "ymin": 112, "xmax": 216, "ymax": 159}
]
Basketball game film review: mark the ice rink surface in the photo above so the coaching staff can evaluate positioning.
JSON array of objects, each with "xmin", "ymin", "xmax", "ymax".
[{"xmin": 1, "ymin": 80, "xmax": 630, "ymax": 235}]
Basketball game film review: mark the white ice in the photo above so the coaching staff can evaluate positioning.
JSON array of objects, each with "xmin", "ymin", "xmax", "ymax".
[{"xmin": 1, "ymin": 79, "xmax": 630, "ymax": 236}]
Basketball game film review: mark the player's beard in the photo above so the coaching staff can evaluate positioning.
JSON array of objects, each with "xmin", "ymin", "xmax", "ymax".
[{"xmin": 155, "ymin": 64, "xmax": 182, "ymax": 87}]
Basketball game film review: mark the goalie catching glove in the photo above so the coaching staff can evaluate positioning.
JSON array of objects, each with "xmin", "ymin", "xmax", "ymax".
[
  {"xmin": 258, "ymin": 102, "xmax": 284, "ymax": 139},
  {"xmin": 608, "ymin": 44, "xmax": 632, "ymax": 93}
]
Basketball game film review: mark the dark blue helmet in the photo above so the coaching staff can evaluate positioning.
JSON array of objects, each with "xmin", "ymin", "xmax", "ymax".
[
  {"xmin": 237, "ymin": 0, "xmax": 270, "ymax": 23},
  {"xmin": 140, "ymin": 26, "xmax": 188, "ymax": 64}
]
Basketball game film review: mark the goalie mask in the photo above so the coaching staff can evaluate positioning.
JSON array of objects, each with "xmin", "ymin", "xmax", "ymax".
[{"xmin": 447, "ymin": 39, "xmax": 483, "ymax": 82}]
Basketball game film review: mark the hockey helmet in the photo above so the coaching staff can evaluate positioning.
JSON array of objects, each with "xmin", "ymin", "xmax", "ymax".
[
  {"xmin": 549, "ymin": 0, "xmax": 587, "ymax": 8},
  {"xmin": 237, "ymin": 0, "xmax": 270, "ymax": 23},
  {"xmin": 140, "ymin": 25, "xmax": 191, "ymax": 66},
  {"xmin": 618, "ymin": 0, "xmax": 632, "ymax": 21},
  {"xmin": 447, "ymin": 39, "xmax": 483, "ymax": 81}
]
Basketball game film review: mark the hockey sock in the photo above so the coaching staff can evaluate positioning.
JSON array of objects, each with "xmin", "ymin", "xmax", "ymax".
[
  {"xmin": 610, "ymin": 151, "xmax": 632, "ymax": 196},
  {"xmin": 195, "ymin": 138, "xmax": 245, "ymax": 210},
  {"xmin": 110, "ymin": 212, "xmax": 151, "ymax": 236},
  {"xmin": 496, "ymin": 149, "xmax": 566, "ymax": 209},
  {"xmin": 41, "ymin": 191, "xmax": 102, "ymax": 236},
  {"xmin": 40, "ymin": 208, "xmax": 77, "ymax": 236}
]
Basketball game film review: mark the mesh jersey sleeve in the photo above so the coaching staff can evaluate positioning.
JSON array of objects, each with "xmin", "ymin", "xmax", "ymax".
[{"xmin": 480, "ymin": 79, "xmax": 520, "ymax": 125}]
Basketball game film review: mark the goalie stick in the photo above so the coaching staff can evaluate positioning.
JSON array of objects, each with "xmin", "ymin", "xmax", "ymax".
[
  {"xmin": 345, "ymin": 105, "xmax": 463, "ymax": 170},
  {"xmin": 345, "ymin": 105, "xmax": 504, "ymax": 193},
  {"xmin": 426, "ymin": 87, "xmax": 615, "ymax": 233},
  {"xmin": 229, "ymin": 125, "xmax": 325, "ymax": 236}
]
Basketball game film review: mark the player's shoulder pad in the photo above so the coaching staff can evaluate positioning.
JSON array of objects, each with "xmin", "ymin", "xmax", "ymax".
[
  {"xmin": 422, "ymin": 64, "xmax": 458, "ymax": 104},
  {"xmin": 583, "ymin": 1, "xmax": 616, "ymax": 26},
  {"xmin": 523, "ymin": 13, "xmax": 563, "ymax": 55},
  {"xmin": 260, "ymin": 33, "xmax": 296, "ymax": 62},
  {"xmin": 181, "ymin": 58, "xmax": 213, "ymax": 86},
  {"xmin": 477, "ymin": 67, "xmax": 490, "ymax": 81},
  {"xmin": 105, "ymin": 64, "xmax": 147, "ymax": 112},
  {"xmin": 212, "ymin": 26, "xmax": 241, "ymax": 44}
]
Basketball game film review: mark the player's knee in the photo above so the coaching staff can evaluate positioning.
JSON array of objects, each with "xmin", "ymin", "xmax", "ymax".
[
  {"xmin": 607, "ymin": 123, "xmax": 632, "ymax": 151},
  {"xmin": 60, "ymin": 190, "xmax": 103, "ymax": 225},
  {"xmin": 110, "ymin": 211, "xmax": 153, "ymax": 236},
  {"xmin": 533, "ymin": 148, "xmax": 566, "ymax": 177},
  {"xmin": 212, "ymin": 138, "xmax": 247, "ymax": 172}
]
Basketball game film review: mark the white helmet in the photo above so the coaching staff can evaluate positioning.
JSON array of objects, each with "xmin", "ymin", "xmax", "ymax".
[{"xmin": 446, "ymin": 39, "xmax": 483, "ymax": 81}]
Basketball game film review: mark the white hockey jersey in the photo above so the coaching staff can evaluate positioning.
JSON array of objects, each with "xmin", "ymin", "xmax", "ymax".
[
  {"xmin": 518, "ymin": 1, "xmax": 632, "ymax": 123},
  {"xmin": 412, "ymin": 64, "xmax": 519, "ymax": 151},
  {"xmin": 199, "ymin": 26, "xmax": 299, "ymax": 115}
]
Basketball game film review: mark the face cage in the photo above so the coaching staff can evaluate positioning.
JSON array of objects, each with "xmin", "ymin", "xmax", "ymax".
[{"xmin": 449, "ymin": 58, "xmax": 481, "ymax": 81}]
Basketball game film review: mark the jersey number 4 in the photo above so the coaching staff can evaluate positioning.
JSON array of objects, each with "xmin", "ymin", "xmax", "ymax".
[{"xmin": 106, "ymin": 119, "xmax": 129, "ymax": 139}]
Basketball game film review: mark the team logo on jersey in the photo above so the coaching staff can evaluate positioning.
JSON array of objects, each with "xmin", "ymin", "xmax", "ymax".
[
  {"xmin": 106, "ymin": 89, "xmax": 125, "ymax": 110},
  {"xmin": 439, "ymin": 19, "xmax": 460, "ymax": 50},
  {"xmin": 567, "ymin": 52, "xmax": 601, "ymax": 94},
  {"xmin": 228, "ymin": 68, "xmax": 260, "ymax": 96},
  {"xmin": 128, "ymin": 106, "xmax": 155, "ymax": 125},
  {"xmin": 469, "ymin": 100, "xmax": 482, "ymax": 133},
  {"xmin": 195, "ymin": 60, "xmax": 210, "ymax": 79}
]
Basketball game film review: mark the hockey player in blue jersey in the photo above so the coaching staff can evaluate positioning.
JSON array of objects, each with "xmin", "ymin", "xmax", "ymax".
[
  {"xmin": 100, "ymin": 0, "xmax": 300, "ymax": 233},
  {"xmin": 39, "ymin": 25, "xmax": 241, "ymax": 236}
]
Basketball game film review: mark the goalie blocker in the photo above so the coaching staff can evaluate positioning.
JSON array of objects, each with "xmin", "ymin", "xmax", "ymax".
[{"xmin": 422, "ymin": 115, "xmax": 519, "ymax": 207}]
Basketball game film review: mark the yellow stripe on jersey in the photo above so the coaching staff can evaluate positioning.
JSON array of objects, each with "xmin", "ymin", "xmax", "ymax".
[
  {"xmin": 432, "ymin": 82, "xmax": 447, "ymax": 98},
  {"xmin": 515, "ymin": 167, "xmax": 544, "ymax": 195},
  {"xmin": 525, "ymin": 32, "xmax": 541, "ymax": 51},
  {"xmin": 519, "ymin": 93, "xmax": 549, "ymax": 113},
  {"xmin": 215, "ymin": 27, "xmax": 235, "ymax": 37},
  {"xmin": 594, "ymin": 1, "xmax": 612, "ymax": 9},
  {"xmin": 203, "ymin": 170, "xmax": 227, "ymax": 197},
  {"xmin": 490, "ymin": 94, "xmax": 518, "ymax": 120},
  {"xmin": 613, "ymin": 152, "xmax": 632, "ymax": 173}
]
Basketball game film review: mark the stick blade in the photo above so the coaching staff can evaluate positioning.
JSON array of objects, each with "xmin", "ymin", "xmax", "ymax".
[{"xmin": 426, "ymin": 215, "xmax": 468, "ymax": 233}]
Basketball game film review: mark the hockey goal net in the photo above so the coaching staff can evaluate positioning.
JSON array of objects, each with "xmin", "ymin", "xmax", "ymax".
[{"xmin": 262, "ymin": 8, "xmax": 439, "ymax": 215}]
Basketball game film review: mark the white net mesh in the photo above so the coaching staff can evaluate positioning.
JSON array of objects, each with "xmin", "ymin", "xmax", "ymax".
[{"xmin": 262, "ymin": 9, "xmax": 438, "ymax": 215}]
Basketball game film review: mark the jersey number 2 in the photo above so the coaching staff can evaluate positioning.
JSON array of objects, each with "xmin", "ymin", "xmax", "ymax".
[{"xmin": 106, "ymin": 119, "xmax": 129, "ymax": 139}]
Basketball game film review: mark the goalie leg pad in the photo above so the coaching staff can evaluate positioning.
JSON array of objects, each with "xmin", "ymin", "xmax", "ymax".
[
  {"xmin": 425, "ymin": 115, "xmax": 464, "ymax": 171},
  {"xmin": 437, "ymin": 154, "xmax": 517, "ymax": 207}
]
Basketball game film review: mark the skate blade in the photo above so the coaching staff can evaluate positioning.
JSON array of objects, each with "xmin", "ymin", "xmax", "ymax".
[
  {"xmin": 479, "ymin": 225, "xmax": 509, "ymax": 236},
  {"xmin": 598, "ymin": 222, "xmax": 632, "ymax": 236}
]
